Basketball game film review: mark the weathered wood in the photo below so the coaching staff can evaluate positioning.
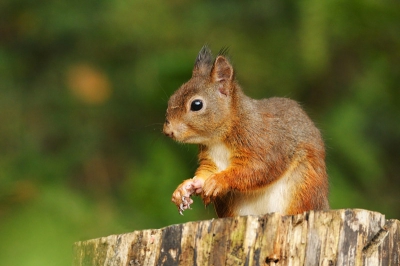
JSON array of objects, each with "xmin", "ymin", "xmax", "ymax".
[{"xmin": 73, "ymin": 209, "xmax": 400, "ymax": 266}]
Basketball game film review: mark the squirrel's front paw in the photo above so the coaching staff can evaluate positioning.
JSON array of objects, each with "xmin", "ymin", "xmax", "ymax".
[
  {"xmin": 201, "ymin": 175, "xmax": 228, "ymax": 205},
  {"xmin": 171, "ymin": 178, "xmax": 204, "ymax": 215}
]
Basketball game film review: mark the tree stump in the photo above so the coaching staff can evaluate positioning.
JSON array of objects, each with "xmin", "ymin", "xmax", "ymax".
[{"xmin": 73, "ymin": 209, "xmax": 400, "ymax": 265}]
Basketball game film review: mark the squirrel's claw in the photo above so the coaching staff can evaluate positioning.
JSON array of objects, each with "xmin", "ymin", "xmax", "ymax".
[
  {"xmin": 202, "ymin": 191, "xmax": 218, "ymax": 206},
  {"xmin": 172, "ymin": 178, "xmax": 204, "ymax": 215},
  {"xmin": 201, "ymin": 174, "xmax": 228, "ymax": 205},
  {"xmin": 178, "ymin": 196, "xmax": 194, "ymax": 215}
]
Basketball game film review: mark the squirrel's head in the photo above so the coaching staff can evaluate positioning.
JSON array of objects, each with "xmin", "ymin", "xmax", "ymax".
[{"xmin": 163, "ymin": 46, "xmax": 236, "ymax": 144}]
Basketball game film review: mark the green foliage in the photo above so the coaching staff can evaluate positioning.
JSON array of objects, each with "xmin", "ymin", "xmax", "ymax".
[{"xmin": 0, "ymin": 1, "xmax": 399, "ymax": 265}]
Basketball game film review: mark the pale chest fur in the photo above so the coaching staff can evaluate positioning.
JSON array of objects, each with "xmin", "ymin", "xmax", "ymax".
[
  {"xmin": 208, "ymin": 143, "xmax": 231, "ymax": 172},
  {"xmin": 207, "ymin": 142, "xmax": 298, "ymax": 216},
  {"xmin": 234, "ymin": 160, "xmax": 300, "ymax": 216},
  {"xmin": 234, "ymin": 172, "xmax": 294, "ymax": 215}
]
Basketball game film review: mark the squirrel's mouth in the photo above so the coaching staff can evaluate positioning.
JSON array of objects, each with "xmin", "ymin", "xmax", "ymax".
[
  {"xmin": 163, "ymin": 119, "xmax": 208, "ymax": 144},
  {"xmin": 163, "ymin": 120, "xmax": 182, "ymax": 141},
  {"xmin": 163, "ymin": 121, "xmax": 175, "ymax": 139}
]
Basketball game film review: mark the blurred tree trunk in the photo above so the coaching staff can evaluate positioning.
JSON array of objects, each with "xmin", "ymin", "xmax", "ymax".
[{"xmin": 73, "ymin": 209, "xmax": 399, "ymax": 265}]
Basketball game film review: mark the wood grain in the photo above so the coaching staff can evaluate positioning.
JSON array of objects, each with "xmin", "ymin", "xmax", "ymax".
[{"xmin": 73, "ymin": 209, "xmax": 400, "ymax": 266}]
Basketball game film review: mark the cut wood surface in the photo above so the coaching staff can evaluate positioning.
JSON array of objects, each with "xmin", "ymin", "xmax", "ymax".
[{"xmin": 73, "ymin": 209, "xmax": 400, "ymax": 266}]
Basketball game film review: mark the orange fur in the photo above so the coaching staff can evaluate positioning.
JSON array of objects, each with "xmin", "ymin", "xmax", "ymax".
[{"xmin": 164, "ymin": 46, "xmax": 329, "ymax": 217}]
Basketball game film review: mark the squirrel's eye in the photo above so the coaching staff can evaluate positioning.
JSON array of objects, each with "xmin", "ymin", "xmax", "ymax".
[{"xmin": 190, "ymin": 99, "xmax": 203, "ymax": 111}]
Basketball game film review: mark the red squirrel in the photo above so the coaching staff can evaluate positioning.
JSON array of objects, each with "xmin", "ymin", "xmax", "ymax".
[{"xmin": 163, "ymin": 46, "xmax": 329, "ymax": 217}]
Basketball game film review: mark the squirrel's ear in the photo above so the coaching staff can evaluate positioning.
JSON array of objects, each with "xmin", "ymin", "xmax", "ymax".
[
  {"xmin": 210, "ymin": 56, "xmax": 234, "ymax": 84},
  {"xmin": 193, "ymin": 45, "xmax": 213, "ymax": 77}
]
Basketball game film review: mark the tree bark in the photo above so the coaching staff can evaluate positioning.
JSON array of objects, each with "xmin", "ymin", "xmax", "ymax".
[{"xmin": 73, "ymin": 209, "xmax": 400, "ymax": 266}]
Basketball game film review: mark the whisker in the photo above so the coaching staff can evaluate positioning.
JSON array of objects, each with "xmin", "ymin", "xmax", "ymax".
[{"xmin": 144, "ymin": 123, "xmax": 164, "ymax": 128}]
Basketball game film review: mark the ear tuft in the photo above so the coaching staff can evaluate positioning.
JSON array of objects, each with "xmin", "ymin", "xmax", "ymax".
[
  {"xmin": 211, "ymin": 56, "xmax": 234, "ymax": 83},
  {"xmin": 193, "ymin": 45, "xmax": 213, "ymax": 76},
  {"xmin": 217, "ymin": 46, "xmax": 230, "ymax": 57}
]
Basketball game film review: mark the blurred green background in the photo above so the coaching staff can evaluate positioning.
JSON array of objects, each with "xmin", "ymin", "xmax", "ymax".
[{"xmin": 1, "ymin": 0, "xmax": 399, "ymax": 265}]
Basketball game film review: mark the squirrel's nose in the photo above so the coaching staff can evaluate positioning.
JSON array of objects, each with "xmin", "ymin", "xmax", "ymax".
[{"xmin": 163, "ymin": 119, "xmax": 174, "ymax": 138}]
